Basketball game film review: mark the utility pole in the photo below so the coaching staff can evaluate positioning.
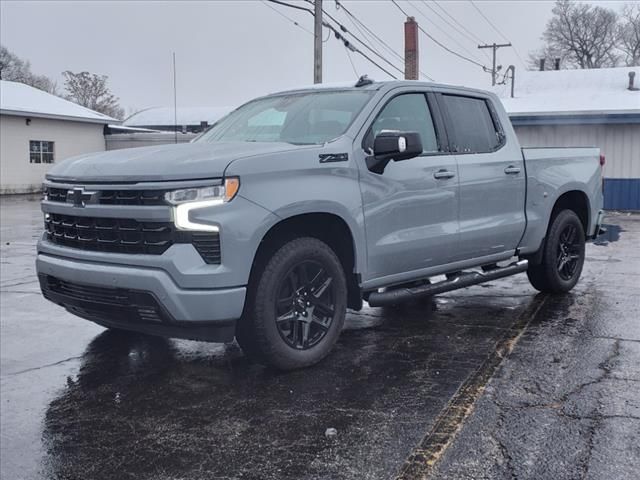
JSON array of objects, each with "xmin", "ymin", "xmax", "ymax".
[
  {"xmin": 478, "ymin": 42, "xmax": 511, "ymax": 86},
  {"xmin": 314, "ymin": 0, "xmax": 322, "ymax": 84},
  {"xmin": 172, "ymin": 52, "xmax": 178, "ymax": 144}
]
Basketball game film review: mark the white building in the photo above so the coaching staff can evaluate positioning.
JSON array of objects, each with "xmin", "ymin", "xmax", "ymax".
[
  {"xmin": 494, "ymin": 67, "xmax": 640, "ymax": 210},
  {"xmin": 123, "ymin": 106, "xmax": 232, "ymax": 133},
  {"xmin": 0, "ymin": 80, "xmax": 116, "ymax": 194}
]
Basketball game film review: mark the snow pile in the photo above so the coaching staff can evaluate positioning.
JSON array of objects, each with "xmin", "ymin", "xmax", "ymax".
[
  {"xmin": 493, "ymin": 67, "xmax": 640, "ymax": 116},
  {"xmin": 0, "ymin": 80, "xmax": 116, "ymax": 123},
  {"xmin": 124, "ymin": 106, "xmax": 233, "ymax": 127}
]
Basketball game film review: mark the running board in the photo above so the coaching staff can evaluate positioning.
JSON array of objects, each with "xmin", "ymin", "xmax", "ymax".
[{"xmin": 367, "ymin": 259, "xmax": 529, "ymax": 307}]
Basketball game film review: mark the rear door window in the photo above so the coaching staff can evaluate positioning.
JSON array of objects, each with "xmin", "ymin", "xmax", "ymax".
[{"xmin": 440, "ymin": 95, "xmax": 502, "ymax": 154}]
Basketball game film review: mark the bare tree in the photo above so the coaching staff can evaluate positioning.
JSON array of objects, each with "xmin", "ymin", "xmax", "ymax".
[
  {"xmin": 527, "ymin": 45, "xmax": 568, "ymax": 70},
  {"xmin": 63, "ymin": 71, "xmax": 124, "ymax": 119},
  {"xmin": 0, "ymin": 45, "xmax": 58, "ymax": 94},
  {"xmin": 533, "ymin": 0, "xmax": 620, "ymax": 69},
  {"xmin": 619, "ymin": 4, "xmax": 640, "ymax": 66}
]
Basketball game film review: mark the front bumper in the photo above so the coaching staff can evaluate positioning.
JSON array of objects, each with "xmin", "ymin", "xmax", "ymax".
[{"xmin": 37, "ymin": 253, "xmax": 245, "ymax": 342}]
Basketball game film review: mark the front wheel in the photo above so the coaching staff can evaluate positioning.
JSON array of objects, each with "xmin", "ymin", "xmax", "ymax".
[
  {"xmin": 527, "ymin": 209, "xmax": 586, "ymax": 293},
  {"xmin": 236, "ymin": 237, "xmax": 347, "ymax": 370}
]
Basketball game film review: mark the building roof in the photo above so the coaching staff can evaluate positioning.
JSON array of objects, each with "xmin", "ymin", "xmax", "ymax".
[
  {"xmin": 123, "ymin": 106, "xmax": 232, "ymax": 127},
  {"xmin": 0, "ymin": 80, "xmax": 117, "ymax": 124},
  {"xmin": 493, "ymin": 67, "xmax": 640, "ymax": 123}
]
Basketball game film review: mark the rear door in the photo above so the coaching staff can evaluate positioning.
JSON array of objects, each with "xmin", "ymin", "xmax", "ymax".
[{"xmin": 437, "ymin": 93, "xmax": 526, "ymax": 261}]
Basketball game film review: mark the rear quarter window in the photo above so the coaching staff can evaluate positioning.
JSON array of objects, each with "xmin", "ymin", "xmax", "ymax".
[{"xmin": 440, "ymin": 95, "xmax": 502, "ymax": 154}]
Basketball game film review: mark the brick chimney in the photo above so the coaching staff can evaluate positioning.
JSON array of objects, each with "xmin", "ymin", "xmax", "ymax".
[{"xmin": 404, "ymin": 17, "xmax": 419, "ymax": 80}]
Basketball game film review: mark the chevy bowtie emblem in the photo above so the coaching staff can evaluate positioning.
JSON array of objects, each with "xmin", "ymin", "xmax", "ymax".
[{"xmin": 66, "ymin": 188, "xmax": 96, "ymax": 207}]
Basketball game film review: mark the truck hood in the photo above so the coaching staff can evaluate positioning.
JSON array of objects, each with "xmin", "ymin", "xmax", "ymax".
[{"xmin": 46, "ymin": 142, "xmax": 302, "ymax": 183}]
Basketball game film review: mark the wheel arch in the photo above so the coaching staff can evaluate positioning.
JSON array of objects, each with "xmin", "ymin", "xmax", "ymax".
[
  {"xmin": 249, "ymin": 212, "xmax": 363, "ymax": 310},
  {"xmin": 524, "ymin": 189, "xmax": 591, "ymax": 266},
  {"xmin": 550, "ymin": 189, "xmax": 591, "ymax": 234}
]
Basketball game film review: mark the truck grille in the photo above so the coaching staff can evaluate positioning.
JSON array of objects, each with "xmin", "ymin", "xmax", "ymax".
[
  {"xmin": 45, "ymin": 187, "xmax": 69, "ymax": 202},
  {"xmin": 44, "ymin": 187, "xmax": 166, "ymax": 206},
  {"xmin": 44, "ymin": 213, "xmax": 222, "ymax": 263},
  {"xmin": 43, "ymin": 183, "xmax": 223, "ymax": 264},
  {"xmin": 45, "ymin": 213, "xmax": 174, "ymax": 255}
]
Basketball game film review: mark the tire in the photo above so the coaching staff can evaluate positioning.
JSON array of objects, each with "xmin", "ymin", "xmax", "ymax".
[
  {"xmin": 527, "ymin": 209, "xmax": 586, "ymax": 293},
  {"xmin": 236, "ymin": 237, "xmax": 347, "ymax": 370}
]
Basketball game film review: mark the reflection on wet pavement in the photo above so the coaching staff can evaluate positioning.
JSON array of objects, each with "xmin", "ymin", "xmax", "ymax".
[{"xmin": 1, "ymin": 197, "xmax": 637, "ymax": 480}]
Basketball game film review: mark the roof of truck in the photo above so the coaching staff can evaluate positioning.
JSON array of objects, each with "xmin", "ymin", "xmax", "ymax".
[{"xmin": 270, "ymin": 78, "xmax": 492, "ymax": 98}]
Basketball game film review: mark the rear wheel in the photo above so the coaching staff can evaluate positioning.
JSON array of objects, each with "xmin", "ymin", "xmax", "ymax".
[
  {"xmin": 527, "ymin": 209, "xmax": 585, "ymax": 293},
  {"xmin": 236, "ymin": 237, "xmax": 347, "ymax": 370}
]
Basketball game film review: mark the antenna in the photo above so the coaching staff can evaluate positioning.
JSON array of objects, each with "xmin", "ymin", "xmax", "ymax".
[{"xmin": 172, "ymin": 52, "xmax": 178, "ymax": 144}]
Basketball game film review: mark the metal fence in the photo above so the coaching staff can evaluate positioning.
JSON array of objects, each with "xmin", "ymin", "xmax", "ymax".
[{"xmin": 105, "ymin": 133, "xmax": 197, "ymax": 151}]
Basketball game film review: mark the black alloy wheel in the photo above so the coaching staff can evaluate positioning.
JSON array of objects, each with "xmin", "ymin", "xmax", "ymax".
[
  {"xmin": 526, "ymin": 209, "xmax": 586, "ymax": 293},
  {"xmin": 275, "ymin": 260, "xmax": 335, "ymax": 350},
  {"xmin": 556, "ymin": 223, "xmax": 582, "ymax": 281},
  {"xmin": 236, "ymin": 237, "xmax": 347, "ymax": 370}
]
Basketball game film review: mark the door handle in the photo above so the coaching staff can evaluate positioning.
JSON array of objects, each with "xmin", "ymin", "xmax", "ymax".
[
  {"xmin": 504, "ymin": 165, "xmax": 521, "ymax": 175},
  {"xmin": 433, "ymin": 169, "xmax": 456, "ymax": 180}
]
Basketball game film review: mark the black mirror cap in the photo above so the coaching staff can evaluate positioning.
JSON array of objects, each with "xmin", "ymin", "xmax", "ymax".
[
  {"xmin": 373, "ymin": 131, "xmax": 423, "ymax": 162},
  {"xmin": 366, "ymin": 131, "xmax": 423, "ymax": 174}
]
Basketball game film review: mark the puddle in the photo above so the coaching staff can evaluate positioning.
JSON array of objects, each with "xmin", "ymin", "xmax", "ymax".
[{"xmin": 593, "ymin": 224, "xmax": 623, "ymax": 246}]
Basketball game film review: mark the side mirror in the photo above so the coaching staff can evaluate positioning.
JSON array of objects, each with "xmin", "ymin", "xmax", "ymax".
[{"xmin": 366, "ymin": 131, "xmax": 422, "ymax": 174}]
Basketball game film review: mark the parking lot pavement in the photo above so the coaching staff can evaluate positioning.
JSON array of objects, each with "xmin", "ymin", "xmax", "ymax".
[
  {"xmin": 428, "ymin": 213, "xmax": 640, "ymax": 480},
  {"xmin": 0, "ymin": 195, "xmax": 637, "ymax": 480}
]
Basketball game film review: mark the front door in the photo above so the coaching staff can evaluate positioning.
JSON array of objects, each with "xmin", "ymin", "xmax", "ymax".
[{"xmin": 358, "ymin": 92, "xmax": 460, "ymax": 283}]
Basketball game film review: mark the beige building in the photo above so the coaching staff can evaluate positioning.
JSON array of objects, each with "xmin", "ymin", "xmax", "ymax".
[
  {"xmin": 0, "ymin": 80, "xmax": 116, "ymax": 194},
  {"xmin": 494, "ymin": 67, "xmax": 640, "ymax": 210}
]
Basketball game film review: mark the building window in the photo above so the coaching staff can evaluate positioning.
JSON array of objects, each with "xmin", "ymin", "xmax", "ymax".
[{"xmin": 29, "ymin": 141, "xmax": 55, "ymax": 164}]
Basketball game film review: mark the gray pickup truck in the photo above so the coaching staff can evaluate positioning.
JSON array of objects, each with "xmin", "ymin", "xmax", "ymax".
[{"xmin": 37, "ymin": 78, "xmax": 604, "ymax": 369}]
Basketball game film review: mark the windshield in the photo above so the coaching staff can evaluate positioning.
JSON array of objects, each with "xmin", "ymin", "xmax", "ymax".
[{"xmin": 196, "ymin": 90, "xmax": 373, "ymax": 145}]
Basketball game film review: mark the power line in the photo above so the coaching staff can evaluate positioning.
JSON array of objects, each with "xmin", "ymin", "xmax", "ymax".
[
  {"xmin": 266, "ymin": 0, "xmax": 313, "ymax": 14},
  {"xmin": 431, "ymin": 0, "xmax": 486, "ymax": 46},
  {"xmin": 323, "ymin": 20, "xmax": 399, "ymax": 79},
  {"xmin": 408, "ymin": 0, "xmax": 486, "ymax": 65},
  {"xmin": 478, "ymin": 42, "xmax": 512, "ymax": 86},
  {"xmin": 268, "ymin": 0, "xmax": 398, "ymax": 79},
  {"xmin": 336, "ymin": 1, "xmax": 404, "ymax": 63},
  {"xmin": 261, "ymin": 0, "xmax": 313, "ymax": 36},
  {"xmin": 344, "ymin": 47, "xmax": 359, "ymax": 77},
  {"xmin": 422, "ymin": 0, "xmax": 491, "ymax": 62},
  {"xmin": 391, "ymin": 0, "xmax": 487, "ymax": 70},
  {"xmin": 320, "ymin": 6, "xmax": 406, "ymax": 77},
  {"xmin": 335, "ymin": 0, "xmax": 434, "ymax": 81},
  {"xmin": 468, "ymin": 0, "xmax": 509, "ymax": 43},
  {"xmin": 468, "ymin": 0, "xmax": 526, "ymax": 66}
]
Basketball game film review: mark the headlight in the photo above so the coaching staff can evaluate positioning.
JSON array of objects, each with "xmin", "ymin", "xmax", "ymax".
[{"xmin": 165, "ymin": 177, "xmax": 239, "ymax": 232}]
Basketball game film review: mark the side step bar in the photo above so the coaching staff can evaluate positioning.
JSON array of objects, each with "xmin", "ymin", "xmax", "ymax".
[{"xmin": 367, "ymin": 260, "xmax": 529, "ymax": 307}]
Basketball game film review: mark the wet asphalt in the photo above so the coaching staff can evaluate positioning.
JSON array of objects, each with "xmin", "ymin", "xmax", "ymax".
[{"xmin": 1, "ymin": 195, "xmax": 638, "ymax": 480}]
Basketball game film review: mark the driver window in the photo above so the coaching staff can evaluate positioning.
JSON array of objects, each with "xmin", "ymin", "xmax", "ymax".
[{"xmin": 365, "ymin": 93, "xmax": 440, "ymax": 154}]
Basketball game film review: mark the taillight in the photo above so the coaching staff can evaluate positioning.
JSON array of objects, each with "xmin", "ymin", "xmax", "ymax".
[{"xmin": 599, "ymin": 154, "xmax": 605, "ymax": 193}]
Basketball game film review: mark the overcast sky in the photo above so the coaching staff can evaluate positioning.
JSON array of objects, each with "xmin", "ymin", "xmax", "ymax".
[{"xmin": 0, "ymin": 0, "xmax": 633, "ymax": 115}]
